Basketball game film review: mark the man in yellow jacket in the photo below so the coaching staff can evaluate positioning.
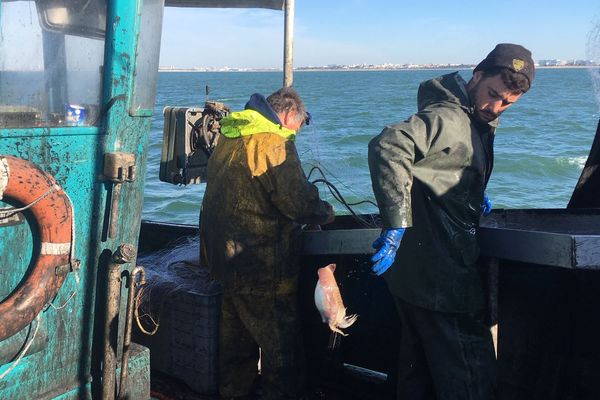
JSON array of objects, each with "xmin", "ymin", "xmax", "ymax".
[{"xmin": 201, "ymin": 87, "xmax": 334, "ymax": 400}]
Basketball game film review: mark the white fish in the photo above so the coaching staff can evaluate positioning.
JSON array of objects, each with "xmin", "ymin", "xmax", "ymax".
[{"xmin": 314, "ymin": 263, "xmax": 358, "ymax": 336}]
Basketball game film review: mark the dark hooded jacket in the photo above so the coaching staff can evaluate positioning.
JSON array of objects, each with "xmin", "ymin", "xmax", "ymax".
[
  {"xmin": 368, "ymin": 72, "xmax": 496, "ymax": 313},
  {"xmin": 200, "ymin": 94, "xmax": 332, "ymax": 295}
]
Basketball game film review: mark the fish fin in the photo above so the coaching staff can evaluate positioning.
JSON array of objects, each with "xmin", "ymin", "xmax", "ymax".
[
  {"xmin": 329, "ymin": 323, "xmax": 349, "ymax": 336},
  {"xmin": 337, "ymin": 313, "xmax": 358, "ymax": 328}
]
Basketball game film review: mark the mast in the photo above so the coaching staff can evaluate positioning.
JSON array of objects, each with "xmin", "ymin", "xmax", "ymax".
[{"xmin": 283, "ymin": 0, "xmax": 294, "ymax": 87}]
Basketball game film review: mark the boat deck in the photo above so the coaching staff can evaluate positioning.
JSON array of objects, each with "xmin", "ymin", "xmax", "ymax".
[{"xmin": 149, "ymin": 369, "xmax": 386, "ymax": 400}]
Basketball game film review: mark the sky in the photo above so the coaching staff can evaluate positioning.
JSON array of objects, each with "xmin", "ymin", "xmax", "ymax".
[{"xmin": 159, "ymin": 0, "xmax": 600, "ymax": 69}]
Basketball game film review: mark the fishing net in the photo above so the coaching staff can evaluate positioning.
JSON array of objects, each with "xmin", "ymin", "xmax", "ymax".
[
  {"xmin": 135, "ymin": 235, "xmax": 221, "ymax": 335},
  {"xmin": 299, "ymin": 119, "xmax": 380, "ymax": 223}
]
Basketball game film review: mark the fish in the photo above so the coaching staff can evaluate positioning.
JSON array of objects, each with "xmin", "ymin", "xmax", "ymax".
[{"xmin": 314, "ymin": 263, "xmax": 358, "ymax": 336}]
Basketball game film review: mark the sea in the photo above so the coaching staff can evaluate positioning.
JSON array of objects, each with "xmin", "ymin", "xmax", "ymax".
[{"xmin": 142, "ymin": 68, "xmax": 600, "ymax": 224}]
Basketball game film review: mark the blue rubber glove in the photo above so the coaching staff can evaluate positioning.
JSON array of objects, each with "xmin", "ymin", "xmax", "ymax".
[
  {"xmin": 481, "ymin": 194, "xmax": 492, "ymax": 216},
  {"xmin": 371, "ymin": 228, "xmax": 405, "ymax": 276}
]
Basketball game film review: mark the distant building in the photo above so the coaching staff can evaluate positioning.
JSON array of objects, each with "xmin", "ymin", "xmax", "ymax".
[
  {"xmin": 537, "ymin": 59, "xmax": 598, "ymax": 67},
  {"xmin": 538, "ymin": 59, "xmax": 565, "ymax": 66}
]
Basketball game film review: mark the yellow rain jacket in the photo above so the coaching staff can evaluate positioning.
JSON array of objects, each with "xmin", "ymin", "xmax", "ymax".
[{"xmin": 200, "ymin": 107, "xmax": 332, "ymax": 295}]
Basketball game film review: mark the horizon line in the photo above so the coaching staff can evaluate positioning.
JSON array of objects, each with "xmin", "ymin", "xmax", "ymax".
[{"xmin": 158, "ymin": 64, "xmax": 600, "ymax": 72}]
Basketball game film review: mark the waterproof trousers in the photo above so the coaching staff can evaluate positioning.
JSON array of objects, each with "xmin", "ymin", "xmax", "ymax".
[
  {"xmin": 218, "ymin": 290, "xmax": 305, "ymax": 400},
  {"xmin": 393, "ymin": 297, "xmax": 496, "ymax": 400}
]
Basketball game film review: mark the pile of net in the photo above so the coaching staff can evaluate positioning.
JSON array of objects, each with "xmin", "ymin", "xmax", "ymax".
[{"xmin": 135, "ymin": 236, "xmax": 221, "ymax": 334}]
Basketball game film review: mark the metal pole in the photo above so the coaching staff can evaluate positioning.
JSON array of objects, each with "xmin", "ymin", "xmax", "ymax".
[
  {"xmin": 102, "ymin": 244, "xmax": 136, "ymax": 400},
  {"xmin": 108, "ymin": 183, "xmax": 122, "ymax": 239},
  {"xmin": 488, "ymin": 257, "xmax": 499, "ymax": 357},
  {"xmin": 283, "ymin": 0, "xmax": 295, "ymax": 87},
  {"xmin": 118, "ymin": 266, "xmax": 145, "ymax": 399}
]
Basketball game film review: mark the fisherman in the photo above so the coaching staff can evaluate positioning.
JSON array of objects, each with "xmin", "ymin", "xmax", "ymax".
[
  {"xmin": 200, "ymin": 87, "xmax": 334, "ymax": 400},
  {"xmin": 368, "ymin": 43, "xmax": 535, "ymax": 398}
]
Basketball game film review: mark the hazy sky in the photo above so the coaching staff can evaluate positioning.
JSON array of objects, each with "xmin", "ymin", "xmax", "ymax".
[{"xmin": 160, "ymin": 0, "xmax": 600, "ymax": 69}]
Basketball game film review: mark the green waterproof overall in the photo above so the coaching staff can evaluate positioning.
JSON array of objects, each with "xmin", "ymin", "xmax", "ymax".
[
  {"xmin": 200, "ymin": 109, "xmax": 332, "ymax": 400},
  {"xmin": 369, "ymin": 72, "xmax": 497, "ymax": 399}
]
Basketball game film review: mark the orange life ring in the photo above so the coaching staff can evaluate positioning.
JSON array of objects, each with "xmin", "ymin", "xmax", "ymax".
[{"xmin": 0, "ymin": 155, "xmax": 74, "ymax": 341}]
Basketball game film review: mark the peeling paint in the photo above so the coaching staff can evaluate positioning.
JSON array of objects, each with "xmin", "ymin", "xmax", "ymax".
[{"xmin": 0, "ymin": 3, "xmax": 151, "ymax": 398}]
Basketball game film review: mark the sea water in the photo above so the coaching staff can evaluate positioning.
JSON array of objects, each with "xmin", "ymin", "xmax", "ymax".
[{"xmin": 143, "ymin": 68, "xmax": 600, "ymax": 224}]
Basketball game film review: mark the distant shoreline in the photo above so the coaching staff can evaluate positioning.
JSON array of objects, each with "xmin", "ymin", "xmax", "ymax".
[{"xmin": 159, "ymin": 65, "xmax": 599, "ymax": 73}]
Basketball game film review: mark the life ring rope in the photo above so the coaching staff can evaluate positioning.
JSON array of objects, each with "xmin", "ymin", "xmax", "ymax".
[
  {"xmin": 0, "ymin": 314, "xmax": 41, "ymax": 381},
  {"xmin": 0, "ymin": 183, "xmax": 59, "ymax": 219},
  {"xmin": 0, "ymin": 155, "xmax": 78, "ymax": 344},
  {"xmin": 0, "ymin": 177, "xmax": 76, "ymax": 265},
  {"xmin": 0, "ymin": 155, "xmax": 80, "ymax": 379},
  {"xmin": 47, "ymin": 188, "xmax": 79, "ymax": 311}
]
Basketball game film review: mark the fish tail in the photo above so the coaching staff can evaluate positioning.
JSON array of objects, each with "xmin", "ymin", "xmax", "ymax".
[
  {"xmin": 329, "ymin": 322, "xmax": 349, "ymax": 336},
  {"xmin": 337, "ymin": 313, "xmax": 358, "ymax": 329}
]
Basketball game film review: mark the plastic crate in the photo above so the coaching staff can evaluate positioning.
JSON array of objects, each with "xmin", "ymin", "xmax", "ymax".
[{"xmin": 133, "ymin": 285, "xmax": 221, "ymax": 395}]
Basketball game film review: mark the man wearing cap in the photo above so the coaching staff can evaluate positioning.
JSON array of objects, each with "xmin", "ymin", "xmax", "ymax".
[
  {"xmin": 201, "ymin": 87, "xmax": 334, "ymax": 400},
  {"xmin": 368, "ymin": 43, "xmax": 535, "ymax": 398}
]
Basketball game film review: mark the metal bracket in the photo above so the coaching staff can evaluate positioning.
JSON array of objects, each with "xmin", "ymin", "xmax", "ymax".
[
  {"xmin": 103, "ymin": 152, "xmax": 136, "ymax": 183},
  {"xmin": 102, "ymin": 153, "xmax": 136, "ymax": 239},
  {"xmin": 55, "ymin": 263, "xmax": 71, "ymax": 276},
  {"xmin": 55, "ymin": 259, "xmax": 81, "ymax": 276}
]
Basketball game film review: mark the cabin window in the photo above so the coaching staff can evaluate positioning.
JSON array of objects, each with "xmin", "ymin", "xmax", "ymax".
[
  {"xmin": 0, "ymin": 0, "xmax": 106, "ymax": 128},
  {"xmin": 130, "ymin": 0, "xmax": 164, "ymax": 117}
]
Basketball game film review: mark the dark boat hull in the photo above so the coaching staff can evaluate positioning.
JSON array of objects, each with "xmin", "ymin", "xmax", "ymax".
[{"xmin": 138, "ymin": 209, "xmax": 600, "ymax": 399}]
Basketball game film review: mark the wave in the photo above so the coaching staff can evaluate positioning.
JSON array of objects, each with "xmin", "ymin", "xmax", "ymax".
[{"xmin": 556, "ymin": 156, "xmax": 587, "ymax": 169}]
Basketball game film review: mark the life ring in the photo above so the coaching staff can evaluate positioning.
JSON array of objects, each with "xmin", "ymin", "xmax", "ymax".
[{"xmin": 0, "ymin": 155, "xmax": 74, "ymax": 341}]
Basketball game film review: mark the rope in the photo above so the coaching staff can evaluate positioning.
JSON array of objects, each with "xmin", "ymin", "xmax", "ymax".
[
  {"xmin": 48, "ymin": 190, "xmax": 79, "ymax": 310},
  {"xmin": 133, "ymin": 258, "xmax": 207, "ymax": 336},
  {"xmin": 307, "ymin": 164, "xmax": 379, "ymax": 228},
  {"xmin": 308, "ymin": 164, "xmax": 379, "ymax": 229},
  {"xmin": 0, "ymin": 170, "xmax": 77, "ymax": 380},
  {"xmin": 1, "ymin": 182, "xmax": 80, "ymax": 310},
  {"xmin": 47, "ymin": 270, "xmax": 80, "ymax": 310},
  {"xmin": 0, "ymin": 184, "xmax": 59, "ymax": 221},
  {"xmin": 0, "ymin": 314, "xmax": 41, "ymax": 380},
  {"xmin": 0, "ymin": 179, "xmax": 80, "ymax": 307},
  {"xmin": 133, "ymin": 278, "xmax": 161, "ymax": 336}
]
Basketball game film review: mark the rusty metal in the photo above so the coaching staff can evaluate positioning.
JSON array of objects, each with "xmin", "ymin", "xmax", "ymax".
[
  {"xmin": 102, "ymin": 244, "xmax": 136, "ymax": 400},
  {"xmin": 0, "ymin": 1, "xmax": 158, "ymax": 397},
  {"xmin": 103, "ymin": 153, "xmax": 136, "ymax": 239},
  {"xmin": 118, "ymin": 265, "xmax": 145, "ymax": 399},
  {"xmin": 109, "ymin": 184, "xmax": 123, "ymax": 239}
]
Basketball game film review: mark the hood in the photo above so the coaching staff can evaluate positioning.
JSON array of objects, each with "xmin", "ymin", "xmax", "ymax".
[
  {"xmin": 244, "ymin": 93, "xmax": 282, "ymax": 125},
  {"xmin": 220, "ymin": 94, "xmax": 296, "ymax": 141},
  {"xmin": 417, "ymin": 72, "xmax": 499, "ymax": 128},
  {"xmin": 417, "ymin": 72, "xmax": 471, "ymax": 111}
]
